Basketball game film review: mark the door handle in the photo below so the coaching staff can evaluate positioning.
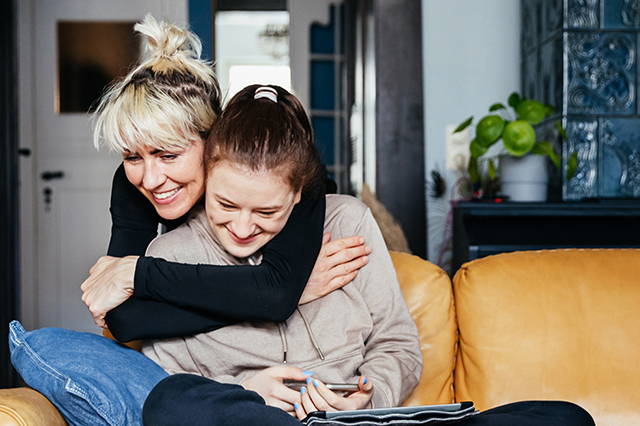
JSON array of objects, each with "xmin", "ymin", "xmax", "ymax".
[
  {"xmin": 18, "ymin": 148, "xmax": 32, "ymax": 157},
  {"xmin": 41, "ymin": 171, "xmax": 65, "ymax": 181}
]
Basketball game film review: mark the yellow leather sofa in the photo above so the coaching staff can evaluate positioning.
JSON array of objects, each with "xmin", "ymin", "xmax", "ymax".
[{"xmin": 2, "ymin": 249, "xmax": 639, "ymax": 426}]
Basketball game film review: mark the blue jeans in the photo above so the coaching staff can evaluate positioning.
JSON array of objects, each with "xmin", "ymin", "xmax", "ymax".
[{"xmin": 9, "ymin": 320, "xmax": 168, "ymax": 426}]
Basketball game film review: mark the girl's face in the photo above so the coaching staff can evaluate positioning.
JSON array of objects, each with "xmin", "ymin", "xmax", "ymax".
[
  {"xmin": 123, "ymin": 140, "xmax": 205, "ymax": 220},
  {"xmin": 205, "ymin": 160, "xmax": 301, "ymax": 258}
]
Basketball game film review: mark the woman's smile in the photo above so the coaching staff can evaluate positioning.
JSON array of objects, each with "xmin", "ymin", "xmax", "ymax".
[
  {"xmin": 226, "ymin": 227, "xmax": 262, "ymax": 245},
  {"xmin": 153, "ymin": 186, "xmax": 183, "ymax": 202},
  {"xmin": 205, "ymin": 161, "xmax": 301, "ymax": 259}
]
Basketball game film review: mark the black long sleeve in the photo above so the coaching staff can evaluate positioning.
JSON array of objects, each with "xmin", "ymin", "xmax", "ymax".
[{"xmin": 104, "ymin": 164, "xmax": 324, "ymax": 342}]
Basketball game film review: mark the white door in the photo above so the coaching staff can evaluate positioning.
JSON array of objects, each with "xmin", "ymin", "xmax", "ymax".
[{"xmin": 18, "ymin": 0, "xmax": 187, "ymax": 334}]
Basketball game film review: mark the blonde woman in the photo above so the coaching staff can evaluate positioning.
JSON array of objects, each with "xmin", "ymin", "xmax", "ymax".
[{"xmin": 82, "ymin": 15, "xmax": 369, "ymax": 342}]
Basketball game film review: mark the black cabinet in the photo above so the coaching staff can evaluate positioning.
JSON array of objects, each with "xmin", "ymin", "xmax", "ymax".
[{"xmin": 452, "ymin": 201, "xmax": 640, "ymax": 273}]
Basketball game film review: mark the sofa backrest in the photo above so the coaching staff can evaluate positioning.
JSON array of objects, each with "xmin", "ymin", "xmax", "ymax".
[
  {"xmin": 453, "ymin": 248, "xmax": 640, "ymax": 426},
  {"xmin": 389, "ymin": 251, "xmax": 457, "ymax": 406}
]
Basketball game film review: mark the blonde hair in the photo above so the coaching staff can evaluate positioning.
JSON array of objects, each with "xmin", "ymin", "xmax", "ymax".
[{"xmin": 93, "ymin": 14, "xmax": 221, "ymax": 153}]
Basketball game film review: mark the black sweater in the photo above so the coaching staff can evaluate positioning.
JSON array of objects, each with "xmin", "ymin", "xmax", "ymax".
[{"xmin": 104, "ymin": 164, "xmax": 324, "ymax": 342}]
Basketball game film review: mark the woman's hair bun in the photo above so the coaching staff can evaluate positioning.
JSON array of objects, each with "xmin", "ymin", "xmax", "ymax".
[{"xmin": 135, "ymin": 14, "xmax": 202, "ymax": 70}]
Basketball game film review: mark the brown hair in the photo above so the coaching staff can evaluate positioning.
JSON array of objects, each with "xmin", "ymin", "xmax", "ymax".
[{"xmin": 205, "ymin": 84, "xmax": 323, "ymax": 196}]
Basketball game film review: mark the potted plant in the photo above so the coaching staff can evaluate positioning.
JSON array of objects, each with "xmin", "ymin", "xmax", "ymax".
[{"xmin": 455, "ymin": 92, "xmax": 575, "ymax": 201}]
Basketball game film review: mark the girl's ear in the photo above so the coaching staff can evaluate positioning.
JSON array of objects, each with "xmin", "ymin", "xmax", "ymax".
[{"xmin": 294, "ymin": 189, "xmax": 302, "ymax": 205}]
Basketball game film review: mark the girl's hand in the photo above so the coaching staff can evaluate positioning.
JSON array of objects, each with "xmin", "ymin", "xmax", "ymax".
[
  {"xmin": 81, "ymin": 255, "xmax": 138, "ymax": 328},
  {"xmin": 240, "ymin": 366, "xmax": 312, "ymax": 415},
  {"xmin": 295, "ymin": 376, "xmax": 374, "ymax": 420},
  {"xmin": 300, "ymin": 233, "xmax": 371, "ymax": 304}
]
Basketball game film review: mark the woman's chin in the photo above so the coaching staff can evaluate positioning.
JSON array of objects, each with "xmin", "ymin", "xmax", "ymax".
[{"xmin": 154, "ymin": 203, "xmax": 191, "ymax": 221}]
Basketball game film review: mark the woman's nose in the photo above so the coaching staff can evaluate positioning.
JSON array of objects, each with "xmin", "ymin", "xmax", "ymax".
[
  {"xmin": 234, "ymin": 211, "xmax": 256, "ymax": 239},
  {"xmin": 141, "ymin": 160, "xmax": 164, "ymax": 189}
]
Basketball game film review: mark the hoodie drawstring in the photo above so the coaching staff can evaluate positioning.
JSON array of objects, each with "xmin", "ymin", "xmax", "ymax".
[{"xmin": 277, "ymin": 308, "xmax": 325, "ymax": 363}]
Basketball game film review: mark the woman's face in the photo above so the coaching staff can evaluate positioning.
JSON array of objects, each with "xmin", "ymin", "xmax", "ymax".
[
  {"xmin": 122, "ymin": 140, "xmax": 205, "ymax": 220},
  {"xmin": 205, "ymin": 161, "xmax": 301, "ymax": 258}
]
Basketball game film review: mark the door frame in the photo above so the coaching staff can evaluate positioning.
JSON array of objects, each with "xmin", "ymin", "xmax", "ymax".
[
  {"xmin": 17, "ymin": 0, "xmax": 38, "ymax": 332},
  {"xmin": 1, "ymin": 0, "xmax": 20, "ymax": 388}
]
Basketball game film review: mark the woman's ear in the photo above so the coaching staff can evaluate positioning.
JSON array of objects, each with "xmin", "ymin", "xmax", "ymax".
[{"xmin": 294, "ymin": 189, "xmax": 302, "ymax": 205}]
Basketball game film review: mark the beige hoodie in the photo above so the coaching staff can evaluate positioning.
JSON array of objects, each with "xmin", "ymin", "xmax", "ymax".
[{"xmin": 142, "ymin": 194, "xmax": 422, "ymax": 408}]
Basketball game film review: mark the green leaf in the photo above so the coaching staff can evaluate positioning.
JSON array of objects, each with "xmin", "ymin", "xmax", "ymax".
[
  {"xmin": 502, "ymin": 120, "xmax": 536, "ymax": 156},
  {"xmin": 508, "ymin": 92, "xmax": 521, "ymax": 109},
  {"xmin": 545, "ymin": 104, "xmax": 555, "ymax": 116},
  {"xmin": 567, "ymin": 152, "xmax": 578, "ymax": 181},
  {"xmin": 468, "ymin": 157, "xmax": 480, "ymax": 183},
  {"xmin": 555, "ymin": 120, "xmax": 568, "ymax": 140},
  {"xmin": 454, "ymin": 116, "xmax": 473, "ymax": 133},
  {"xmin": 489, "ymin": 103, "xmax": 506, "ymax": 112},
  {"xmin": 469, "ymin": 139, "xmax": 489, "ymax": 158},
  {"xmin": 476, "ymin": 115, "xmax": 505, "ymax": 146},
  {"xmin": 531, "ymin": 141, "xmax": 560, "ymax": 169},
  {"xmin": 515, "ymin": 99, "xmax": 546, "ymax": 124},
  {"xmin": 488, "ymin": 159, "xmax": 496, "ymax": 180}
]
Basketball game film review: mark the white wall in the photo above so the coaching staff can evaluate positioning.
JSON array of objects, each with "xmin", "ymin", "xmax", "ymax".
[{"xmin": 422, "ymin": 0, "xmax": 521, "ymax": 265}]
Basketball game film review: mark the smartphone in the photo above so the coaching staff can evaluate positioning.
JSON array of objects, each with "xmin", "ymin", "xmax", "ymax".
[
  {"xmin": 285, "ymin": 381, "xmax": 360, "ymax": 392},
  {"xmin": 325, "ymin": 383, "xmax": 360, "ymax": 392}
]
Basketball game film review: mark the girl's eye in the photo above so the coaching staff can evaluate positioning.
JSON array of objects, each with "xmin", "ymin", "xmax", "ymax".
[
  {"xmin": 220, "ymin": 203, "xmax": 236, "ymax": 210},
  {"xmin": 124, "ymin": 154, "xmax": 141, "ymax": 162},
  {"xmin": 161, "ymin": 154, "xmax": 178, "ymax": 160},
  {"xmin": 257, "ymin": 211, "xmax": 277, "ymax": 217}
]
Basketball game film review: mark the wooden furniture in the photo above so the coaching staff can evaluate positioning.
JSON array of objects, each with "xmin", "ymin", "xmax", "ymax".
[{"xmin": 452, "ymin": 200, "xmax": 640, "ymax": 273}]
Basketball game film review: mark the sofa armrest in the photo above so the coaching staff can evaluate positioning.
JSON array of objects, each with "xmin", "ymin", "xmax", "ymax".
[
  {"xmin": 390, "ymin": 251, "xmax": 457, "ymax": 406},
  {"xmin": 0, "ymin": 387, "xmax": 67, "ymax": 426},
  {"xmin": 453, "ymin": 248, "xmax": 640, "ymax": 426}
]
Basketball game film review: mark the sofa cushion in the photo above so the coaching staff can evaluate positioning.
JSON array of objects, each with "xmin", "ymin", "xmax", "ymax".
[
  {"xmin": 453, "ymin": 249, "xmax": 640, "ymax": 426},
  {"xmin": 8, "ymin": 320, "xmax": 168, "ymax": 426},
  {"xmin": 390, "ymin": 251, "xmax": 457, "ymax": 406}
]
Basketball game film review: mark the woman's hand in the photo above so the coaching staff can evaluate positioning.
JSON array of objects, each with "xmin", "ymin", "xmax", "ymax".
[
  {"xmin": 80, "ymin": 255, "xmax": 138, "ymax": 328},
  {"xmin": 295, "ymin": 376, "xmax": 374, "ymax": 420},
  {"xmin": 300, "ymin": 233, "xmax": 371, "ymax": 304},
  {"xmin": 240, "ymin": 366, "xmax": 311, "ymax": 415}
]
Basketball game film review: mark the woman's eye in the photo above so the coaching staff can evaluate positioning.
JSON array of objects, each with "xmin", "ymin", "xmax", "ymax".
[
  {"xmin": 220, "ymin": 203, "xmax": 236, "ymax": 210},
  {"xmin": 124, "ymin": 155, "xmax": 141, "ymax": 162},
  {"xmin": 258, "ymin": 211, "xmax": 277, "ymax": 217},
  {"xmin": 161, "ymin": 154, "xmax": 178, "ymax": 160}
]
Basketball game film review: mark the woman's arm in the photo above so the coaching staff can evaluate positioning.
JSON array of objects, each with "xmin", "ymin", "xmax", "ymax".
[
  {"xmin": 132, "ymin": 194, "xmax": 324, "ymax": 321},
  {"xmin": 102, "ymin": 164, "xmax": 324, "ymax": 340},
  {"xmin": 107, "ymin": 163, "xmax": 162, "ymax": 257}
]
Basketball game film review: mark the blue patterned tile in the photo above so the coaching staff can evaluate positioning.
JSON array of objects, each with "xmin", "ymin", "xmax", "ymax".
[
  {"xmin": 540, "ymin": 36, "xmax": 564, "ymax": 114},
  {"xmin": 564, "ymin": 119, "xmax": 599, "ymax": 200},
  {"xmin": 567, "ymin": 32, "xmax": 636, "ymax": 115},
  {"xmin": 603, "ymin": 0, "xmax": 640, "ymax": 29},
  {"xmin": 600, "ymin": 118, "xmax": 640, "ymax": 197},
  {"xmin": 567, "ymin": 0, "xmax": 600, "ymax": 28}
]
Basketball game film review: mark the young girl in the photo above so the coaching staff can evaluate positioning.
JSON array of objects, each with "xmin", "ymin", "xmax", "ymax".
[{"xmin": 140, "ymin": 84, "xmax": 423, "ymax": 422}]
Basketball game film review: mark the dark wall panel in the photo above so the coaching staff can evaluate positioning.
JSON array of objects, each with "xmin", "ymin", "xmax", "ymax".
[{"xmin": 375, "ymin": 0, "xmax": 426, "ymax": 258}]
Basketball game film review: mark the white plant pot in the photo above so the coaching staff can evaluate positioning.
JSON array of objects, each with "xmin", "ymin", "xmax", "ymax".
[{"xmin": 500, "ymin": 155, "xmax": 549, "ymax": 202}]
